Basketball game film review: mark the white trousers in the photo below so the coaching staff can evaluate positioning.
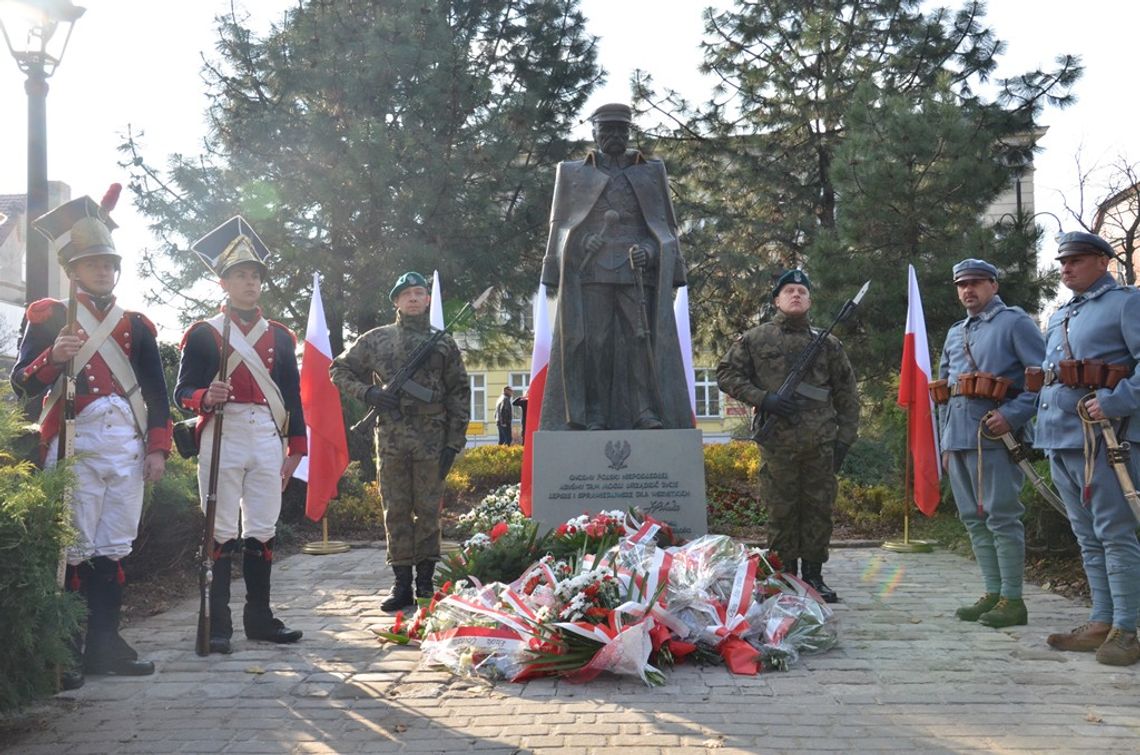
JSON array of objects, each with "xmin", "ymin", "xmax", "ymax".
[
  {"xmin": 197, "ymin": 403, "xmax": 284, "ymax": 543},
  {"xmin": 47, "ymin": 395, "xmax": 144, "ymax": 564}
]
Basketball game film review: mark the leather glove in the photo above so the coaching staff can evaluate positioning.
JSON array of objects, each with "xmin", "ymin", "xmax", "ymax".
[
  {"xmin": 833, "ymin": 441, "xmax": 851, "ymax": 474},
  {"xmin": 438, "ymin": 447, "xmax": 458, "ymax": 481},
  {"xmin": 365, "ymin": 386, "xmax": 400, "ymax": 411},
  {"xmin": 760, "ymin": 392, "xmax": 798, "ymax": 418}
]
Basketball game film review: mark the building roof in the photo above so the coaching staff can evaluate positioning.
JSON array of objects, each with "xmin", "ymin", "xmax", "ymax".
[{"xmin": 0, "ymin": 194, "xmax": 26, "ymax": 248}]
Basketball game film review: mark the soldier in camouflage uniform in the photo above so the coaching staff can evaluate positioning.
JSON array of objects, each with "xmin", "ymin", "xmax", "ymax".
[
  {"xmin": 331, "ymin": 272, "xmax": 470, "ymax": 612},
  {"xmin": 716, "ymin": 270, "xmax": 859, "ymax": 602}
]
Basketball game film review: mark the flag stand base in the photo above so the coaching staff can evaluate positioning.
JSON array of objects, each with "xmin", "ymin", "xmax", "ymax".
[
  {"xmin": 303, "ymin": 519, "xmax": 351, "ymax": 555},
  {"xmin": 881, "ymin": 539, "xmax": 934, "ymax": 553}
]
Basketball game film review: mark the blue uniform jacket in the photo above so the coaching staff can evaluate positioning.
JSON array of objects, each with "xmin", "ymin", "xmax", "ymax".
[
  {"xmin": 937, "ymin": 296, "xmax": 1045, "ymax": 451},
  {"xmin": 1036, "ymin": 274, "xmax": 1140, "ymax": 450}
]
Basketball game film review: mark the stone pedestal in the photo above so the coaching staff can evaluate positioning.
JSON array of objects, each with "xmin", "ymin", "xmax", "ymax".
[{"xmin": 531, "ymin": 429, "xmax": 707, "ymax": 539}]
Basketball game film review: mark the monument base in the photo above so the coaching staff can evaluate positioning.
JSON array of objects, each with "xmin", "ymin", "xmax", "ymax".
[{"xmin": 532, "ymin": 429, "xmax": 707, "ymax": 539}]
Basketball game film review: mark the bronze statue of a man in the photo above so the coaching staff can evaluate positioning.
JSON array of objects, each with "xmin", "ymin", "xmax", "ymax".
[{"xmin": 539, "ymin": 103, "xmax": 691, "ymax": 431}]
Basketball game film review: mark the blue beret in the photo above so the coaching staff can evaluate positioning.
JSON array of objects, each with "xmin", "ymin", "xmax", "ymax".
[
  {"xmin": 390, "ymin": 271, "xmax": 429, "ymax": 302},
  {"xmin": 952, "ymin": 258, "xmax": 998, "ymax": 282},
  {"xmin": 1055, "ymin": 231, "xmax": 1115, "ymax": 260},
  {"xmin": 772, "ymin": 269, "xmax": 812, "ymax": 298}
]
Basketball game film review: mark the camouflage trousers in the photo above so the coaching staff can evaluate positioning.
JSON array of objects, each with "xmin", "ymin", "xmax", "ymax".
[
  {"xmin": 377, "ymin": 452, "xmax": 443, "ymax": 566},
  {"xmin": 758, "ymin": 444, "xmax": 837, "ymax": 564}
]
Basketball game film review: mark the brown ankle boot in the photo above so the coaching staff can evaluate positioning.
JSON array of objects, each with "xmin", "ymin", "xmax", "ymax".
[
  {"xmin": 1047, "ymin": 621, "xmax": 1111, "ymax": 652},
  {"xmin": 1095, "ymin": 628, "xmax": 1140, "ymax": 666}
]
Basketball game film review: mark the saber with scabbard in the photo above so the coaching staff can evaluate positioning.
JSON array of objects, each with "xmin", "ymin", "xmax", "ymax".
[
  {"xmin": 1077, "ymin": 397, "xmax": 1140, "ymax": 523},
  {"xmin": 981, "ymin": 411, "xmax": 1067, "ymax": 517}
]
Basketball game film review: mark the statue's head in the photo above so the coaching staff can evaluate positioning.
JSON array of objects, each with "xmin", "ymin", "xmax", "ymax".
[{"xmin": 590, "ymin": 103, "xmax": 633, "ymax": 157}]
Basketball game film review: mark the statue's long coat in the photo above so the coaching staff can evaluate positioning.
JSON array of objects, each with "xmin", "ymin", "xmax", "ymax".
[{"xmin": 538, "ymin": 150, "xmax": 692, "ymax": 430}]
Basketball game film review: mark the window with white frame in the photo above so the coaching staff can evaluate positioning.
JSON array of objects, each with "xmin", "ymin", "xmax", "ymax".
[
  {"xmin": 469, "ymin": 373, "xmax": 486, "ymax": 423},
  {"xmin": 694, "ymin": 368, "xmax": 721, "ymax": 418},
  {"xmin": 508, "ymin": 372, "xmax": 530, "ymax": 418}
]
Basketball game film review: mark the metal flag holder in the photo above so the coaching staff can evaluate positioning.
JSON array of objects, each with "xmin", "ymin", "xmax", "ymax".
[
  {"xmin": 882, "ymin": 418, "xmax": 934, "ymax": 553},
  {"xmin": 303, "ymin": 517, "xmax": 351, "ymax": 555}
]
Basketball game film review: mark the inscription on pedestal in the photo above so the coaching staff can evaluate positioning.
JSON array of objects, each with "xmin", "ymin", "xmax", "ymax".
[{"xmin": 532, "ymin": 429, "xmax": 707, "ymax": 539}]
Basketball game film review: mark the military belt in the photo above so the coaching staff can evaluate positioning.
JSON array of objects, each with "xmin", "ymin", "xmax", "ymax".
[{"xmin": 401, "ymin": 402, "xmax": 444, "ymax": 416}]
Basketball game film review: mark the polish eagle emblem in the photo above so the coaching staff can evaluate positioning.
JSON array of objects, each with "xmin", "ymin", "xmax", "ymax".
[{"xmin": 605, "ymin": 440, "xmax": 631, "ymax": 470}]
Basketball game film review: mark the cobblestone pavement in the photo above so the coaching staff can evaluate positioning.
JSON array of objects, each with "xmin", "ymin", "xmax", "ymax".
[{"xmin": 3, "ymin": 545, "xmax": 1139, "ymax": 754}]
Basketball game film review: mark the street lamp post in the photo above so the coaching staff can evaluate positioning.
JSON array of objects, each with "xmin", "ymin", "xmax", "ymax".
[{"xmin": 0, "ymin": 0, "xmax": 84, "ymax": 304}]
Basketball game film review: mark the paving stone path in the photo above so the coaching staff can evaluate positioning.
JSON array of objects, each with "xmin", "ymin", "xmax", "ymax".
[{"xmin": 4, "ymin": 545, "xmax": 1138, "ymax": 754}]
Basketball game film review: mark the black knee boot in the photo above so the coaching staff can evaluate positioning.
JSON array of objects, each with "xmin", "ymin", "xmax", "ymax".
[
  {"xmin": 208, "ymin": 540, "xmax": 238, "ymax": 654},
  {"xmin": 801, "ymin": 561, "xmax": 839, "ymax": 603},
  {"xmin": 415, "ymin": 560, "xmax": 436, "ymax": 600},
  {"xmin": 381, "ymin": 565, "xmax": 415, "ymax": 612},
  {"xmin": 59, "ymin": 564, "xmax": 87, "ymax": 690},
  {"xmin": 84, "ymin": 557, "xmax": 155, "ymax": 675},
  {"xmin": 242, "ymin": 538, "xmax": 302, "ymax": 643}
]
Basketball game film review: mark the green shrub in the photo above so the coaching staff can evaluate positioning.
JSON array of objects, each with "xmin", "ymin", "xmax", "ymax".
[
  {"xmin": 326, "ymin": 468, "xmax": 385, "ymax": 532},
  {"xmin": 0, "ymin": 389, "xmax": 84, "ymax": 710},
  {"xmin": 444, "ymin": 444, "xmax": 523, "ymax": 495},
  {"xmin": 834, "ymin": 479, "xmax": 908, "ymax": 528},
  {"xmin": 704, "ymin": 440, "xmax": 759, "ymax": 485},
  {"xmin": 128, "ymin": 453, "xmax": 202, "ymax": 582}
]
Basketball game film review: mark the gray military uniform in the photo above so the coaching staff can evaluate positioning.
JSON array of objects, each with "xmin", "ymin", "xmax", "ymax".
[
  {"xmin": 1036, "ymin": 273, "xmax": 1140, "ymax": 632},
  {"xmin": 938, "ymin": 295, "xmax": 1044, "ymax": 600}
]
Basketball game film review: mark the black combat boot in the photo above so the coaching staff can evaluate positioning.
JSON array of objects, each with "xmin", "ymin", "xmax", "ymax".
[
  {"xmin": 381, "ymin": 565, "xmax": 416, "ymax": 612},
  {"xmin": 242, "ymin": 538, "xmax": 303, "ymax": 643},
  {"xmin": 415, "ymin": 560, "xmax": 436, "ymax": 600},
  {"xmin": 801, "ymin": 561, "xmax": 839, "ymax": 604},
  {"xmin": 208, "ymin": 541, "xmax": 238, "ymax": 654},
  {"xmin": 783, "ymin": 558, "xmax": 799, "ymax": 578},
  {"xmin": 83, "ymin": 557, "xmax": 155, "ymax": 676},
  {"xmin": 59, "ymin": 564, "xmax": 87, "ymax": 690}
]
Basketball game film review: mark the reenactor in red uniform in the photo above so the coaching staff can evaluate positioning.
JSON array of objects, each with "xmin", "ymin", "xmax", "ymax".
[
  {"xmin": 174, "ymin": 218, "xmax": 306, "ymax": 654},
  {"xmin": 12, "ymin": 189, "xmax": 171, "ymax": 687}
]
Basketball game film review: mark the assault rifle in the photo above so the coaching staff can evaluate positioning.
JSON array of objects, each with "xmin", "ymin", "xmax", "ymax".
[
  {"xmin": 751, "ymin": 281, "xmax": 869, "ymax": 445},
  {"xmin": 350, "ymin": 287, "xmax": 493, "ymax": 434}
]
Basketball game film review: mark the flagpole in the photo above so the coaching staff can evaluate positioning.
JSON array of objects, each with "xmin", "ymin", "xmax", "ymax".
[{"xmin": 883, "ymin": 405, "xmax": 933, "ymax": 553}]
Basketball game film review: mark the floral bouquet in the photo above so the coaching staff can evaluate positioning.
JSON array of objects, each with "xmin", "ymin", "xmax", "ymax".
[
  {"xmin": 437, "ymin": 517, "xmax": 544, "ymax": 587},
  {"xmin": 418, "ymin": 583, "xmax": 538, "ymax": 682},
  {"xmin": 455, "ymin": 483, "xmax": 526, "ymax": 536},
  {"xmin": 545, "ymin": 509, "xmax": 630, "ymax": 563}
]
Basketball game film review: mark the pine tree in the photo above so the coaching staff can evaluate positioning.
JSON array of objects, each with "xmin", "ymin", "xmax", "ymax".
[
  {"xmin": 123, "ymin": 0, "xmax": 602, "ymax": 352},
  {"xmin": 637, "ymin": 0, "xmax": 1080, "ymax": 375}
]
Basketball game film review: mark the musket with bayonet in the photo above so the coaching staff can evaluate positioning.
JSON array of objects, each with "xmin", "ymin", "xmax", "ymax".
[
  {"xmin": 196, "ymin": 308, "xmax": 232, "ymax": 657},
  {"xmin": 752, "ymin": 281, "xmax": 870, "ymax": 445},
  {"xmin": 350, "ymin": 287, "xmax": 494, "ymax": 435},
  {"xmin": 54, "ymin": 277, "xmax": 80, "ymax": 589},
  {"xmin": 1078, "ymin": 396, "xmax": 1140, "ymax": 523},
  {"xmin": 981, "ymin": 412, "xmax": 1067, "ymax": 517}
]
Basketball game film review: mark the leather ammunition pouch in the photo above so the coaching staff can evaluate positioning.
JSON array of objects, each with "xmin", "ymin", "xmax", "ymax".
[
  {"xmin": 1039, "ymin": 360, "xmax": 1130, "ymax": 390},
  {"xmin": 173, "ymin": 418, "xmax": 199, "ymax": 459}
]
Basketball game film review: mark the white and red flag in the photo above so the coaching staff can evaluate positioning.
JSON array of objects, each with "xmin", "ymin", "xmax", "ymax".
[
  {"xmin": 520, "ymin": 284, "xmax": 552, "ymax": 516},
  {"xmin": 897, "ymin": 265, "xmax": 941, "ymax": 516},
  {"xmin": 430, "ymin": 269, "xmax": 445, "ymax": 330},
  {"xmin": 298, "ymin": 273, "xmax": 349, "ymax": 522},
  {"xmin": 673, "ymin": 284, "xmax": 697, "ymax": 421}
]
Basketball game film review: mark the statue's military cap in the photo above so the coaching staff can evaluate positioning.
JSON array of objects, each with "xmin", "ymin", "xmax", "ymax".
[
  {"xmin": 192, "ymin": 216, "xmax": 271, "ymax": 278},
  {"xmin": 33, "ymin": 195, "xmax": 119, "ymax": 267},
  {"xmin": 390, "ymin": 271, "xmax": 429, "ymax": 302},
  {"xmin": 1055, "ymin": 231, "xmax": 1115, "ymax": 260},
  {"xmin": 952, "ymin": 258, "xmax": 999, "ymax": 282},
  {"xmin": 589, "ymin": 103, "xmax": 632, "ymax": 124},
  {"xmin": 772, "ymin": 268, "xmax": 812, "ymax": 299}
]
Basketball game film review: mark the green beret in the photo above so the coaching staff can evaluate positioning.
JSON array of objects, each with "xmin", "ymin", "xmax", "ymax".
[
  {"xmin": 390, "ymin": 271, "xmax": 429, "ymax": 302},
  {"xmin": 772, "ymin": 269, "xmax": 812, "ymax": 299}
]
